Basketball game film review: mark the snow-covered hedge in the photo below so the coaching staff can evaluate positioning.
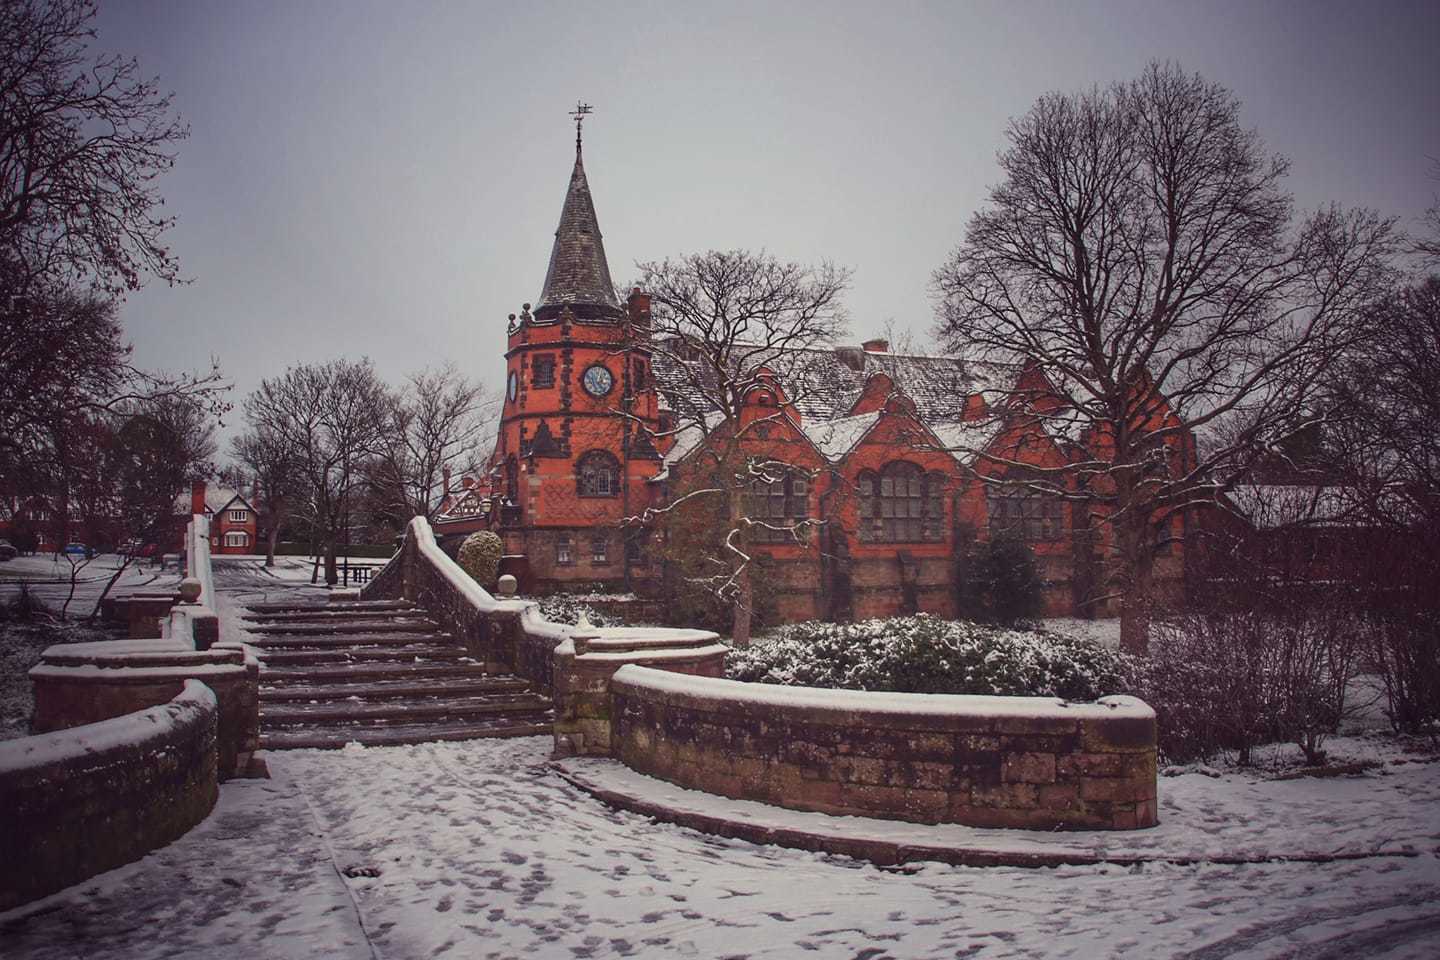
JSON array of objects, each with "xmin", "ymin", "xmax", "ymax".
[
  {"xmin": 727, "ymin": 615, "xmax": 1140, "ymax": 702},
  {"xmin": 534, "ymin": 595, "xmax": 622, "ymax": 629}
]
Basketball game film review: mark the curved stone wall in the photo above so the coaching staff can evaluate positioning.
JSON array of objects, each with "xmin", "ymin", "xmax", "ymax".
[
  {"xmin": 610, "ymin": 666, "xmax": 1157, "ymax": 831},
  {"xmin": 29, "ymin": 638, "xmax": 258, "ymax": 780},
  {"xmin": 0, "ymin": 681, "xmax": 220, "ymax": 911}
]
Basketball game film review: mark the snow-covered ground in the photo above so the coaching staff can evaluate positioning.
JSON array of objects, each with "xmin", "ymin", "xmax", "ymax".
[
  {"xmin": 1040, "ymin": 616, "xmax": 1123, "ymax": 648},
  {"xmin": 4, "ymin": 733, "xmax": 1437, "ymax": 959}
]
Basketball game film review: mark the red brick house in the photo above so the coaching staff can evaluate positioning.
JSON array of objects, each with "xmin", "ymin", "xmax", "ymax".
[
  {"xmin": 437, "ymin": 139, "xmax": 1197, "ymax": 619},
  {"xmin": 180, "ymin": 481, "xmax": 260, "ymax": 556}
]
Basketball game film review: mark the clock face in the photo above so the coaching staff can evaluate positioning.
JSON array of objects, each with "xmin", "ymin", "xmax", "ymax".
[
  {"xmin": 507, "ymin": 370, "xmax": 518, "ymax": 402},
  {"xmin": 581, "ymin": 364, "xmax": 614, "ymax": 398}
]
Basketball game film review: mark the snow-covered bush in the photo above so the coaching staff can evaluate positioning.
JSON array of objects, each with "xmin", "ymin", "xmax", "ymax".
[
  {"xmin": 456, "ymin": 531, "xmax": 503, "ymax": 589},
  {"xmin": 726, "ymin": 615, "xmax": 1139, "ymax": 702},
  {"xmin": 534, "ymin": 595, "xmax": 622, "ymax": 628}
]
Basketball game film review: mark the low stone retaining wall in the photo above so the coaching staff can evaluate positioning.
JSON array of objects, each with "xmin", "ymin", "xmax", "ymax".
[
  {"xmin": 0, "ymin": 680, "xmax": 220, "ymax": 911},
  {"xmin": 29, "ymin": 636, "xmax": 258, "ymax": 781},
  {"xmin": 610, "ymin": 667, "xmax": 1158, "ymax": 831}
]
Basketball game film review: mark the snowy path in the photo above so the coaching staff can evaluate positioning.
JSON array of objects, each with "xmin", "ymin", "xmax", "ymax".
[
  {"xmin": 4, "ymin": 734, "xmax": 1438, "ymax": 958},
  {"xmin": 279, "ymin": 738, "xmax": 1440, "ymax": 959}
]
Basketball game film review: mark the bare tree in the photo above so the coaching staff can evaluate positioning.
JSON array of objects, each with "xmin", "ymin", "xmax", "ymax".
[
  {"xmin": 633, "ymin": 250, "xmax": 850, "ymax": 643},
  {"xmin": 243, "ymin": 359, "xmax": 391, "ymax": 585},
  {"xmin": 368, "ymin": 365, "xmax": 492, "ymax": 531},
  {"xmin": 932, "ymin": 62, "xmax": 1396, "ymax": 652},
  {"xmin": 1, "ymin": 0, "xmax": 188, "ymax": 295},
  {"xmin": 230, "ymin": 425, "xmax": 303, "ymax": 567}
]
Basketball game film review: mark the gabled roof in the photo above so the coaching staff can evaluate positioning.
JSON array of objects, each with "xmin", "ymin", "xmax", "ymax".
[
  {"xmin": 651, "ymin": 343, "xmax": 1011, "ymax": 429},
  {"xmin": 534, "ymin": 147, "xmax": 621, "ymax": 321},
  {"xmin": 800, "ymin": 412, "xmax": 882, "ymax": 461}
]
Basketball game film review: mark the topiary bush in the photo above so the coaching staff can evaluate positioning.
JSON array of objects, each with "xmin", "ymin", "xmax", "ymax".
[
  {"xmin": 457, "ymin": 530, "xmax": 504, "ymax": 589},
  {"xmin": 726, "ymin": 615, "xmax": 1140, "ymax": 702}
]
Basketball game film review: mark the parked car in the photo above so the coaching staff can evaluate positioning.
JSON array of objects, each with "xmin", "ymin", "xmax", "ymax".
[
  {"xmin": 0, "ymin": 539, "xmax": 16, "ymax": 561},
  {"xmin": 62, "ymin": 542, "xmax": 89, "ymax": 558}
]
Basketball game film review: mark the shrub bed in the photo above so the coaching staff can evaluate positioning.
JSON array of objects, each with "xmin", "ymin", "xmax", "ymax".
[{"xmin": 726, "ymin": 615, "xmax": 1139, "ymax": 702}]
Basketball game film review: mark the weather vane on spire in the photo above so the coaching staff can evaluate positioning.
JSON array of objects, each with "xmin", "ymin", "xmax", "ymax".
[{"xmin": 569, "ymin": 100, "xmax": 593, "ymax": 153}]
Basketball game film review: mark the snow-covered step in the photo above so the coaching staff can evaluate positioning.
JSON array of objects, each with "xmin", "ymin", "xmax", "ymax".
[
  {"xmin": 243, "ymin": 608, "xmax": 426, "ymax": 624},
  {"xmin": 258, "ymin": 676, "xmax": 530, "ymax": 702},
  {"xmin": 259, "ymin": 661, "xmax": 503, "ymax": 685},
  {"xmin": 253, "ymin": 644, "xmax": 471, "ymax": 667},
  {"xmin": 251, "ymin": 617, "xmax": 440, "ymax": 636},
  {"xmin": 245, "ymin": 598, "xmax": 413, "ymax": 615},
  {"xmin": 259, "ymin": 717, "xmax": 553, "ymax": 750},
  {"xmin": 261, "ymin": 693, "xmax": 552, "ymax": 726},
  {"xmin": 247, "ymin": 631, "xmax": 455, "ymax": 650}
]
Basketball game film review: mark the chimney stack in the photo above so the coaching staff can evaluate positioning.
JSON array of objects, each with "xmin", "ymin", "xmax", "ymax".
[
  {"xmin": 190, "ymin": 480, "xmax": 207, "ymax": 517},
  {"xmin": 862, "ymin": 338, "xmax": 889, "ymax": 354}
]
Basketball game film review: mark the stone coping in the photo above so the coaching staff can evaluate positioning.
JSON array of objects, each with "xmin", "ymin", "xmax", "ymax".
[
  {"xmin": 553, "ymin": 758, "xmax": 1425, "ymax": 870},
  {"xmin": 37, "ymin": 641, "xmax": 243, "ymax": 670},
  {"xmin": 611, "ymin": 665, "xmax": 1154, "ymax": 734},
  {"xmin": 560, "ymin": 639, "xmax": 731, "ymax": 664}
]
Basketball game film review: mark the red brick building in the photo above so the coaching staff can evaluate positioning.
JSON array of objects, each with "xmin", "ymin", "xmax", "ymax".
[
  {"xmin": 182, "ymin": 481, "xmax": 259, "ymax": 556},
  {"xmin": 438, "ymin": 140, "xmax": 1195, "ymax": 620}
]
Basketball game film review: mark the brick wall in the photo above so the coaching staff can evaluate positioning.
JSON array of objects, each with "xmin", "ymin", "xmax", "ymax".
[{"xmin": 610, "ymin": 667, "xmax": 1158, "ymax": 831}]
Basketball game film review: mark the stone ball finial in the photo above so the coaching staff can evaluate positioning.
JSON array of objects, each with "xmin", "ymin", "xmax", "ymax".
[
  {"xmin": 178, "ymin": 577, "xmax": 203, "ymax": 603},
  {"xmin": 522, "ymin": 302, "xmax": 531, "ymax": 311},
  {"xmin": 497, "ymin": 574, "xmax": 518, "ymax": 597},
  {"xmin": 508, "ymin": 313, "xmax": 516, "ymax": 322}
]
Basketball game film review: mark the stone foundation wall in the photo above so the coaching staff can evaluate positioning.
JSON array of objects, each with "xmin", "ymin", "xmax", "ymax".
[
  {"xmin": 610, "ymin": 667, "xmax": 1158, "ymax": 831},
  {"xmin": 0, "ymin": 681, "xmax": 220, "ymax": 911}
]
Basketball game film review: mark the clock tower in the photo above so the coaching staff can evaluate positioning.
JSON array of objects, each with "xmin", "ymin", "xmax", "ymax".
[{"xmin": 493, "ymin": 112, "xmax": 661, "ymax": 591}]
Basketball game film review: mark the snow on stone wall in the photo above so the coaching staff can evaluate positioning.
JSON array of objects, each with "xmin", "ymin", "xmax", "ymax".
[
  {"xmin": 0, "ymin": 679, "xmax": 220, "ymax": 911},
  {"xmin": 609, "ymin": 666, "xmax": 1158, "ymax": 831}
]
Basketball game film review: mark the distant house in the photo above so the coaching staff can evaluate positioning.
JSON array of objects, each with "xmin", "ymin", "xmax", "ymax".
[{"xmin": 178, "ymin": 481, "xmax": 260, "ymax": 556}]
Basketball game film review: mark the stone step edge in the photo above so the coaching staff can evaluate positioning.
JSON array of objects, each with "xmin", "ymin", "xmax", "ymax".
[
  {"xmin": 260, "ymin": 663, "xmax": 501, "ymax": 682},
  {"xmin": 261, "ymin": 721, "xmax": 553, "ymax": 750},
  {"xmin": 261, "ymin": 696, "xmax": 552, "ymax": 725},
  {"xmin": 551, "ymin": 759, "xmax": 1432, "ymax": 871},
  {"xmin": 246, "ymin": 632, "xmax": 454, "ymax": 649},
  {"xmin": 259, "ymin": 678, "xmax": 529, "ymax": 701}
]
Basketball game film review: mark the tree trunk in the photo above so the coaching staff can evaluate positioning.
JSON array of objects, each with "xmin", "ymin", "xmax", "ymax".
[
  {"xmin": 265, "ymin": 522, "xmax": 280, "ymax": 568},
  {"xmin": 1118, "ymin": 518, "xmax": 1156, "ymax": 655},
  {"xmin": 324, "ymin": 542, "xmax": 339, "ymax": 586},
  {"xmin": 732, "ymin": 563, "xmax": 753, "ymax": 647},
  {"xmin": 88, "ymin": 558, "xmax": 134, "ymax": 621}
]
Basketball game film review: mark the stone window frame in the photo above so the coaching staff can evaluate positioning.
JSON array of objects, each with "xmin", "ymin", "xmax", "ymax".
[
  {"xmin": 532, "ymin": 353, "xmax": 557, "ymax": 389},
  {"xmin": 556, "ymin": 534, "xmax": 574, "ymax": 565},
  {"xmin": 576, "ymin": 450, "xmax": 621, "ymax": 498},
  {"xmin": 590, "ymin": 535, "xmax": 609, "ymax": 564},
  {"xmin": 985, "ymin": 485, "xmax": 1065, "ymax": 541},
  {"xmin": 857, "ymin": 461, "xmax": 946, "ymax": 543},
  {"xmin": 229, "ymin": 509, "xmax": 248, "ymax": 522},
  {"xmin": 223, "ymin": 530, "xmax": 249, "ymax": 548},
  {"xmin": 743, "ymin": 465, "xmax": 811, "ymax": 544}
]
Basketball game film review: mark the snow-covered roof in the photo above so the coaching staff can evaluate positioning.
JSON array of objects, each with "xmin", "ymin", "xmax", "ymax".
[
  {"xmin": 928, "ymin": 420, "xmax": 1004, "ymax": 464},
  {"xmin": 800, "ymin": 412, "xmax": 882, "ymax": 461},
  {"xmin": 651, "ymin": 343, "xmax": 1007, "ymax": 427}
]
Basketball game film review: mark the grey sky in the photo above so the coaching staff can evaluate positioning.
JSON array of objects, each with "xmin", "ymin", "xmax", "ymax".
[{"xmin": 93, "ymin": 0, "xmax": 1440, "ymax": 445}]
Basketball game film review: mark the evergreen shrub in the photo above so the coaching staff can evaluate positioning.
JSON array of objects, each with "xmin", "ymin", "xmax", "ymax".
[
  {"xmin": 957, "ymin": 534, "xmax": 1046, "ymax": 625},
  {"xmin": 727, "ymin": 615, "xmax": 1140, "ymax": 702}
]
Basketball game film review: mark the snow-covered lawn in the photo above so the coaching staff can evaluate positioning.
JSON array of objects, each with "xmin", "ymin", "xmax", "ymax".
[
  {"xmin": 1040, "ymin": 616, "xmax": 1122, "ymax": 648},
  {"xmin": 5, "ymin": 733, "xmax": 1437, "ymax": 959}
]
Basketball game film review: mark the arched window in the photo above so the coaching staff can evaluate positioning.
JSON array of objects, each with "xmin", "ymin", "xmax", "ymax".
[
  {"xmin": 858, "ymin": 462, "xmax": 946, "ymax": 543},
  {"xmin": 743, "ymin": 466, "xmax": 810, "ymax": 543},
  {"xmin": 576, "ymin": 450, "xmax": 620, "ymax": 497}
]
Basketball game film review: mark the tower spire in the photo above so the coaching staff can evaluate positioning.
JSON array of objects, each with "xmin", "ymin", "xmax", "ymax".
[{"xmin": 535, "ymin": 103, "xmax": 621, "ymax": 322}]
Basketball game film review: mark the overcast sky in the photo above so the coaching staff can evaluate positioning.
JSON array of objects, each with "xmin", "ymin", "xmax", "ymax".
[{"xmin": 92, "ymin": 0, "xmax": 1440, "ymax": 447}]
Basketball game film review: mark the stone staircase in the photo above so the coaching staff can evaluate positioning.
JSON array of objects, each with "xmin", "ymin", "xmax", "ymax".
[{"xmin": 243, "ymin": 597, "xmax": 553, "ymax": 749}]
